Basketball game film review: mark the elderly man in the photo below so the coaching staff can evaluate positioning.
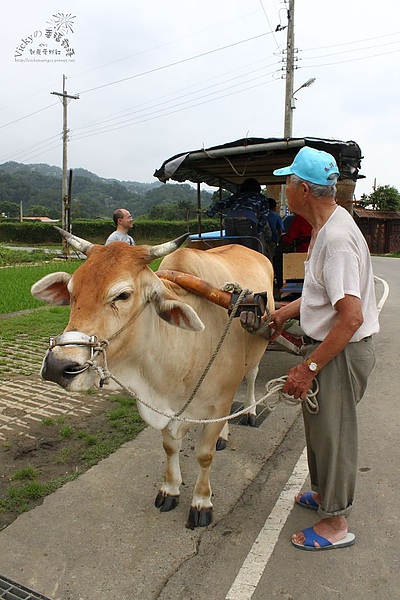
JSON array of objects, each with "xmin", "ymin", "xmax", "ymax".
[
  {"xmin": 245, "ymin": 146, "xmax": 379, "ymax": 550},
  {"xmin": 105, "ymin": 208, "xmax": 135, "ymax": 246}
]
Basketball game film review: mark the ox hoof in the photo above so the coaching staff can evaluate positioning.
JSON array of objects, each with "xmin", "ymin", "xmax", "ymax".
[
  {"xmin": 185, "ymin": 506, "xmax": 213, "ymax": 529},
  {"xmin": 216, "ymin": 437, "xmax": 227, "ymax": 451},
  {"xmin": 155, "ymin": 491, "xmax": 179, "ymax": 512},
  {"xmin": 239, "ymin": 413, "xmax": 257, "ymax": 427}
]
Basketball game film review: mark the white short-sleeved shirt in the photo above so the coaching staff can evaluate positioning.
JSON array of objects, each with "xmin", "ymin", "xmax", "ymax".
[
  {"xmin": 300, "ymin": 206, "xmax": 379, "ymax": 342},
  {"xmin": 105, "ymin": 231, "xmax": 135, "ymax": 246}
]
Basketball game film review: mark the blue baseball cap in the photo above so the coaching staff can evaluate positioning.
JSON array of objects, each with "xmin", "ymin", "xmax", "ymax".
[{"xmin": 273, "ymin": 146, "xmax": 340, "ymax": 186}]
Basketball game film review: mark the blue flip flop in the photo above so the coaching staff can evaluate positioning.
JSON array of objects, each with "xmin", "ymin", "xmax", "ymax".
[
  {"xmin": 292, "ymin": 526, "xmax": 356, "ymax": 551},
  {"xmin": 295, "ymin": 491, "xmax": 319, "ymax": 511}
]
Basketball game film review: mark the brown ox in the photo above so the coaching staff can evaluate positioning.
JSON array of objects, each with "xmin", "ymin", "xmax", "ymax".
[{"xmin": 31, "ymin": 231, "xmax": 274, "ymax": 528}]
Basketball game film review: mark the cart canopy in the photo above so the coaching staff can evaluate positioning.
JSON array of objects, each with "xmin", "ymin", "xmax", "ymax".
[{"xmin": 154, "ymin": 136, "xmax": 364, "ymax": 193}]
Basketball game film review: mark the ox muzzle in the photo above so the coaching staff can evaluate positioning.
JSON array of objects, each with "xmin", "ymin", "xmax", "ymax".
[{"xmin": 42, "ymin": 332, "xmax": 100, "ymax": 388}]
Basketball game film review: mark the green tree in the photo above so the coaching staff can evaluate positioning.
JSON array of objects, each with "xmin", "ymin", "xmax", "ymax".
[
  {"xmin": 146, "ymin": 199, "xmax": 197, "ymax": 220},
  {"xmin": 0, "ymin": 201, "xmax": 20, "ymax": 218},
  {"xmin": 26, "ymin": 204, "xmax": 49, "ymax": 216},
  {"xmin": 364, "ymin": 185, "xmax": 400, "ymax": 211}
]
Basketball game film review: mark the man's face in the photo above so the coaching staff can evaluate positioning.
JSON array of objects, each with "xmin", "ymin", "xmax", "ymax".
[
  {"xmin": 285, "ymin": 176, "xmax": 306, "ymax": 213},
  {"xmin": 119, "ymin": 210, "xmax": 133, "ymax": 228}
]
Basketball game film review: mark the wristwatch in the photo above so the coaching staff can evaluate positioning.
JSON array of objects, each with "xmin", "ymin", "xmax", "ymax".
[{"xmin": 305, "ymin": 358, "xmax": 319, "ymax": 373}]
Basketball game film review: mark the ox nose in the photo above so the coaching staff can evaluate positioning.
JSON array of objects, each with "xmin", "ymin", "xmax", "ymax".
[{"xmin": 41, "ymin": 350, "xmax": 86, "ymax": 388}]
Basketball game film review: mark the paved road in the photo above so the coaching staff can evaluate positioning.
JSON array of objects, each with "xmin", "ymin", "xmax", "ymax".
[
  {"xmin": 0, "ymin": 335, "xmax": 108, "ymax": 442},
  {"xmin": 0, "ymin": 256, "xmax": 398, "ymax": 600}
]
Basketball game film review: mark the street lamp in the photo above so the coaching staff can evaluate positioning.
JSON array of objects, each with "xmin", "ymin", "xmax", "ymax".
[
  {"xmin": 281, "ymin": 77, "xmax": 316, "ymax": 215},
  {"xmin": 284, "ymin": 77, "xmax": 316, "ymax": 138},
  {"xmin": 291, "ymin": 77, "xmax": 316, "ymax": 110}
]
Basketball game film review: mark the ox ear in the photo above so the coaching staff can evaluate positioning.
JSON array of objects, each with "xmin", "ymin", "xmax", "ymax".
[
  {"xmin": 151, "ymin": 288, "xmax": 204, "ymax": 332},
  {"xmin": 31, "ymin": 272, "xmax": 71, "ymax": 305}
]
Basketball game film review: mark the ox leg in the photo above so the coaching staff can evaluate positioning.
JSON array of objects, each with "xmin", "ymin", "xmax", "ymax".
[
  {"xmin": 239, "ymin": 364, "xmax": 259, "ymax": 427},
  {"xmin": 155, "ymin": 429, "xmax": 183, "ymax": 513},
  {"xmin": 186, "ymin": 420, "xmax": 225, "ymax": 529},
  {"xmin": 216, "ymin": 421, "xmax": 229, "ymax": 451}
]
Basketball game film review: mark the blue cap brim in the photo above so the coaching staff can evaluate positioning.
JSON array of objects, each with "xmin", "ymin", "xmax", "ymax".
[{"xmin": 273, "ymin": 166, "xmax": 293, "ymax": 177}]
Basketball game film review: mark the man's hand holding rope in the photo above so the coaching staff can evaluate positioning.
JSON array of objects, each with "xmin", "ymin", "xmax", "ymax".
[{"xmin": 268, "ymin": 301, "xmax": 315, "ymax": 401}]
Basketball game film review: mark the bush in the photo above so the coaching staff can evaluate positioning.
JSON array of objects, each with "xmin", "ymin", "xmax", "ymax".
[{"xmin": 0, "ymin": 219, "xmax": 219, "ymax": 245}]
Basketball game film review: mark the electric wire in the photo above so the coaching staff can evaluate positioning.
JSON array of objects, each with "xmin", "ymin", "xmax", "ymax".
[
  {"xmin": 68, "ymin": 9, "xmax": 260, "ymax": 80},
  {"xmin": 299, "ymin": 38, "xmax": 400, "ymax": 63},
  {"xmin": 301, "ymin": 31, "xmax": 400, "ymax": 53},
  {"xmin": 0, "ymin": 102, "xmax": 59, "ymax": 130},
  {"xmin": 299, "ymin": 47, "xmax": 400, "ymax": 70},
  {"xmin": 72, "ymin": 59, "xmax": 281, "ymax": 135},
  {"xmin": 71, "ymin": 70, "xmax": 280, "ymax": 141},
  {"xmin": 76, "ymin": 31, "xmax": 277, "ymax": 95},
  {"xmin": 0, "ymin": 134, "xmax": 61, "ymax": 163},
  {"xmin": 1, "ymin": 25, "xmax": 399, "ymax": 163}
]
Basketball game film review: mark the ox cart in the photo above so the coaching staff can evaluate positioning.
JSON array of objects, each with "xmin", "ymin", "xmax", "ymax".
[{"xmin": 154, "ymin": 135, "xmax": 364, "ymax": 352}]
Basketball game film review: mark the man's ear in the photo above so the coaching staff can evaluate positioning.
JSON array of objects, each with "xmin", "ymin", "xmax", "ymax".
[{"xmin": 302, "ymin": 182, "xmax": 310, "ymax": 197}]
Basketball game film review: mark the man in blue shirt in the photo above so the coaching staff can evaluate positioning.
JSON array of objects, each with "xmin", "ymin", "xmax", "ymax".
[
  {"xmin": 206, "ymin": 178, "xmax": 269, "ymax": 253},
  {"xmin": 265, "ymin": 197, "xmax": 284, "ymax": 262}
]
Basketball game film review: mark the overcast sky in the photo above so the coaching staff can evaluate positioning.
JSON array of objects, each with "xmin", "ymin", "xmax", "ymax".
[{"xmin": 1, "ymin": 0, "xmax": 399, "ymax": 198}]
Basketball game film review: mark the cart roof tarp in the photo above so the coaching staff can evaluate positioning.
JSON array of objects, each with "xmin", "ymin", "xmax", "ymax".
[{"xmin": 154, "ymin": 136, "xmax": 364, "ymax": 192}]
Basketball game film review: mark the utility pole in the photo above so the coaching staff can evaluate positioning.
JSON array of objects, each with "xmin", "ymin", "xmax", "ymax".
[
  {"xmin": 51, "ymin": 75, "xmax": 79, "ymax": 232},
  {"xmin": 283, "ymin": 0, "xmax": 295, "ymax": 138}
]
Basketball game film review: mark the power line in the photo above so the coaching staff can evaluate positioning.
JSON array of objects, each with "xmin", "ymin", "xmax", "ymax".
[
  {"xmin": 299, "ymin": 47, "xmax": 400, "ymax": 70},
  {"xmin": 5, "ymin": 142, "xmax": 62, "ymax": 164},
  {"xmin": 68, "ymin": 9, "xmax": 260, "ymax": 80},
  {"xmin": 72, "ymin": 73, "xmax": 280, "ymax": 142},
  {"xmin": 301, "ymin": 30, "xmax": 400, "ymax": 53},
  {"xmin": 77, "ymin": 31, "xmax": 277, "ymax": 95},
  {"xmin": 0, "ymin": 102, "xmax": 59, "ymax": 130},
  {"xmin": 258, "ymin": 0, "xmax": 282, "ymax": 50},
  {"xmin": 2, "ymin": 24, "xmax": 399, "ymax": 165},
  {"xmin": 73, "ymin": 59, "xmax": 281, "ymax": 134},
  {"xmin": 300, "ymin": 38, "xmax": 400, "ymax": 63},
  {"xmin": 0, "ymin": 134, "xmax": 61, "ymax": 163}
]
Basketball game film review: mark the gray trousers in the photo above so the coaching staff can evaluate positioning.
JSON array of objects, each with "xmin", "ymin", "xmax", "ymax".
[{"xmin": 302, "ymin": 337, "xmax": 375, "ymax": 519}]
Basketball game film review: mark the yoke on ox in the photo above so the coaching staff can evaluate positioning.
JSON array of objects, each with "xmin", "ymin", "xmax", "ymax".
[{"xmin": 31, "ymin": 229, "xmax": 274, "ymax": 528}]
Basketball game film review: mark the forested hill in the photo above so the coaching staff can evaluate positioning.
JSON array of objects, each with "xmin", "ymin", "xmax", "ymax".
[{"xmin": 0, "ymin": 161, "xmax": 213, "ymax": 220}]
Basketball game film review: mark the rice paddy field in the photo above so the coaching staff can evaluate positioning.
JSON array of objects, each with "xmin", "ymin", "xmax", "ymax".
[
  {"xmin": 0, "ymin": 261, "xmax": 82, "ymax": 315},
  {"xmin": 0, "ymin": 247, "xmax": 163, "ymax": 315}
]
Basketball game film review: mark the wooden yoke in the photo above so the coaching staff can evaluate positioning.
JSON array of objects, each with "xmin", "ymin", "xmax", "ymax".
[
  {"xmin": 157, "ymin": 269, "xmax": 304, "ymax": 354},
  {"xmin": 156, "ymin": 269, "xmax": 255, "ymax": 312}
]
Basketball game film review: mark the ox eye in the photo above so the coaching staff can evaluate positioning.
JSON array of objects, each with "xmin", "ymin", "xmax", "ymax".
[{"xmin": 113, "ymin": 291, "xmax": 131, "ymax": 302}]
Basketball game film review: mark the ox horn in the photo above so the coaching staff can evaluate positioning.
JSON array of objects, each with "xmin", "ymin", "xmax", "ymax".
[
  {"xmin": 54, "ymin": 226, "xmax": 94, "ymax": 255},
  {"xmin": 149, "ymin": 232, "xmax": 190, "ymax": 259}
]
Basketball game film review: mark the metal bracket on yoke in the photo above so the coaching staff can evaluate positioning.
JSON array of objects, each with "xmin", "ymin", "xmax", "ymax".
[{"xmin": 228, "ymin": 291, "xmax": 268, "ymax": 319}]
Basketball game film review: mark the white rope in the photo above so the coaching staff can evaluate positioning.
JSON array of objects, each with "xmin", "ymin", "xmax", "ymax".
[{"xmin": 88, "ymin": 361, "xmax": 319, "ymax": 423}]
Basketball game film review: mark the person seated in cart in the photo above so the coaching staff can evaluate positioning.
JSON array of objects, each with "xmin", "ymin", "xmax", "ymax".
[
  {"xmin": 206, "ymin": 178, "xmax": 270, "ymax": 253},
  {"xmin": 264, "ymin": 197, "xmax": 285, "ymax": 262},
  {"xmin": 273, "ymin": 212, "xmax": 312, "ymax": 291}
]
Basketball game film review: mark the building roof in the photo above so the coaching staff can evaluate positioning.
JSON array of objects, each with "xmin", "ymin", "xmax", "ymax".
[
  {"xmin": 354, "ymin": 208, "xmax": 400, "ymax": 220},
  {"xmin": 22, "ymin": 216, "xmax": 59, "ymax": 223}
]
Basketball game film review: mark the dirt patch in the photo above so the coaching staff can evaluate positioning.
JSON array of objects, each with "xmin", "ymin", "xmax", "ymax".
[{"xmin": 0, "ymin": 393, "xmax": 146, "ymax": 531}]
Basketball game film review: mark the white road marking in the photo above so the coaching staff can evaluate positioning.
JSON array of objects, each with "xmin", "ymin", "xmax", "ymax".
[{"xmin": 226, "ymin": 446, "xmax": 309, "ymax": 600}]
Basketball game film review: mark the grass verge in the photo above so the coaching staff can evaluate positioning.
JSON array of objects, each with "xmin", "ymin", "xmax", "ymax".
[{"xmin": 0, "ymin": 395, "xmax": 146, "ymax": 527}]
